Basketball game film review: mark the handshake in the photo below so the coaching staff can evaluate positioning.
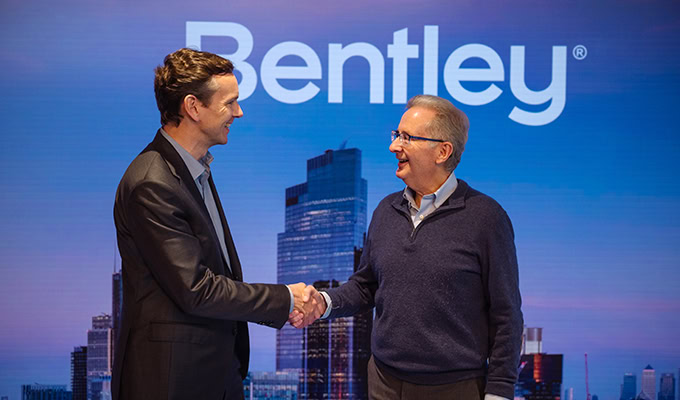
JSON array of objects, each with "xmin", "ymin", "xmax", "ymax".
[{"xmin": 286, "ymin": 283, "xmax": 327, "ymax": 329}]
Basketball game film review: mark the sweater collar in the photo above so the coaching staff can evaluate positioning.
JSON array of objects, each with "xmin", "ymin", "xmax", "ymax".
[
  {"xmin": 402, "ymin": 170, "xmax": 458, "ymax": 211},
  {"xmin": 392, "ymin": 178, "xmax": 469, "ymax": 215}
]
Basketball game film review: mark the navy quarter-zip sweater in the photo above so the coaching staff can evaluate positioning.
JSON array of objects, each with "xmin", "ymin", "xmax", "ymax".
[{"xmin": 325, "ymin": 180, "xmax": 523, "ymax": 399}]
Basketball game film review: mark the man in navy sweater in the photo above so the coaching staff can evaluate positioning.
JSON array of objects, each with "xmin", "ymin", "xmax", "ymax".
[{"xmin": 293, "ymin": 95, "xmax": 523, "ymax": 399}]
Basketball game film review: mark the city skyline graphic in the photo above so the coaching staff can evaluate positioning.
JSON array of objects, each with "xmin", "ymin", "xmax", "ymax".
[
  {"xmin": 2, "ymin": 146, "xmax": 678, "ymax": 400},
  {"xmin": 276, "ymin": 148, "xmax": 370, "ymax": 398},
  {"xmin": 1, "ymin": 0, "xmax": 679, "ymax": 399}
]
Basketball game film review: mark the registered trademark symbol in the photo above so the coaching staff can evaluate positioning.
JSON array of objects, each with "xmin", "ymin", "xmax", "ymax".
[{"xmin": 573, "ymin": 45, "xmax": 587, "ymax": 60}]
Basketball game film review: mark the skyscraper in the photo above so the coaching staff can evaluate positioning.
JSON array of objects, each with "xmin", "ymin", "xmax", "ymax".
[
  {"xmin": 642, "ymin": 365, "xmax": 656, "ymax": 400},
  {"xmin": 620, "ymin": 372, "xmax": 636, "ymax": 400},
  {"xmin": 87, "ymin": 314, "xmax": 112, "ymax": 400},
  {"xmin": 514, "ymin": 353, "xmax": 563, "ymax": 400},
  {"xmin": 71, "ymin": 346, "xmax": 87, "ymax": 400},
  {"xmin": 21, "ymin": 384, "xmax": 72, "ymax": 400},
  {"xmin": 111, "ymin": 269, "xmax": 122, "ymax": 373},
  {"xmin": 112, "ymin": 271, "xmax": 122, "ymax": 345},
  {"xmin": 659, "ymin": 373, "xmax": 675, "ymax": 400},
  {"xmin": 301, "ymin": 275, "xmax": 372, "ymax": 399},
  {"xmin": 277, "ymin": 148, "xmax": 368, "ymax": 399},
  {"xmin": 522, "ymin": 327, "xmax": 543, "ymax": 355},
  {"xmin": 243, "ymin": 371, "xmax": 299, "ymax": 399}
]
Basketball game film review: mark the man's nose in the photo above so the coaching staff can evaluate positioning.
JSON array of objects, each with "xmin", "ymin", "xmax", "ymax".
[
  {"xmin": 234, "ymin": 101, "xmax": 244, "ymax": 118},
  {"xmin": 389, "ymin": 138, "xmax": 402, "ymax": 153}
]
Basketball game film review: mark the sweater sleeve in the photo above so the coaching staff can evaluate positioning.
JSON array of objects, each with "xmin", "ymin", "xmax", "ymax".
[
  {"xmin": 324, "ymin": 230, "xmax": 378, "ymax": 319},
  {"xmin": 482, "ymin": 208, "xmax": 524, "ymax": 399}
]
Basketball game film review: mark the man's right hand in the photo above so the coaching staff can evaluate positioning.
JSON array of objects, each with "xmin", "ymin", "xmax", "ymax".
[{"xmin": 286, "ymin": 283, "xmax": 326, "ymax": 329}]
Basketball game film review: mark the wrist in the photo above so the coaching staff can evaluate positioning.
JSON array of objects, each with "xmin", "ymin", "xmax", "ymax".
[
  {"xmin": 319, "ymin": 291, "xmax": 332, "ymax": 319},
  {"xmin": 285, "ymin": 285, "xmax": 295, "ymax": 314}
]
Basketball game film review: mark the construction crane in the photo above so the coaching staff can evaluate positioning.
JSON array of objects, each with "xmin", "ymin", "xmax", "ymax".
[{"xmin": 584, "ymin": 353, "xmax": 591, "ymax": 400}]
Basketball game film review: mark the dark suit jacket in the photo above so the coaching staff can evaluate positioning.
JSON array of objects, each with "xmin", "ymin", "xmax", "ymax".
[{"xmin": 112, "ymin": 131, "xmax": 289, "ymax": 400}]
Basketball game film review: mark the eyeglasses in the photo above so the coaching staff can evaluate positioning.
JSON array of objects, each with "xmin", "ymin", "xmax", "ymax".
[{"xmin": 391, "ymin": 130, "xmax": 445, "ymax": 145}]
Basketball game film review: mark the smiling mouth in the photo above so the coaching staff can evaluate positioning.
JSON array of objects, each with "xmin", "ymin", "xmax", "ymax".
[{"xmin": 398, "ymin": 159, "xmax": 408, "ymax": 164}]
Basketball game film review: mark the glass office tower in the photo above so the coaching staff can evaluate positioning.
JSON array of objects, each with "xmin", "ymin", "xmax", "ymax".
[
  {"xmin": 515, "ymin": 353, "xmax": 563, "ymax": 400},
  {"xmin": 71, "ymin": 346, "xmax": 87, "ymax": 400},
  {"xmin": 277, "ymin": 148, "xmax": 369, "ymax": 399},
  {"xmin": 86, "ymin": 314, "xmax": 112, "ymax": 400},
  {"xmin": 620, "ymin": 373, "xmax": 636, "ymax": 400},
  {"xmin": 659, "ymin": 373, "xmax": 676, "ymax": 400}
]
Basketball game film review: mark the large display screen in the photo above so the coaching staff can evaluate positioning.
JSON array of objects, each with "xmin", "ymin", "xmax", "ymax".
[{"xmin": 1, "ymin": 1, "xmax": 678, "ymax": 398}]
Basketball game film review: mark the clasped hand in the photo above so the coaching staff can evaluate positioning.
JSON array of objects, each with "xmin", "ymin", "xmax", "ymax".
[{"xmin": 286, "ymin": 283, "xmax": 326, "ymax": 329}]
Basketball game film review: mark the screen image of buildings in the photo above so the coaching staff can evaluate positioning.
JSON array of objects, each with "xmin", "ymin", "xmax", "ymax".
[
  {"xmin": 86, "ymin": 314, "xmax": 112, "ymax": 400},
  {"xmin": 70, "ymin": 346, "xmax": 87, "ymax": 400},
  {"xmin": 276, "ymin": 148, "xmax": 371, "ymax": 399},
  {"xmin": 243, "ymin": 371, "xmax": 299, "ymax": 399},
  {"xmin": 515, "ymin": 353, "xmax": 563, "ymax": 400},
  {"xmin": 620, "ymin": 372, "xmax": 637, "ymax": 400},
  {"xmin": 21, "ymin": 384, "xmax": 72, "ymax": 400},
  {"xmin": 658, "ymin": 373, "xmax": 675, "ymax": 400},
  {"xmin": 515, "ymin": 327, "xmax": 564, "ymax": 400}
]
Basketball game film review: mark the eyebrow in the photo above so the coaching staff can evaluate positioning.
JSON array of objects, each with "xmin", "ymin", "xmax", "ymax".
[{"xmin": 224, "ymin": 95, "xmax": 239, "ymax": 104}]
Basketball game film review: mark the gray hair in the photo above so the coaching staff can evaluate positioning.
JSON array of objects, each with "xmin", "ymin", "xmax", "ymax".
[{"xmin": 406, "ymin": 95, "xmax": 469, "ymax": 171}]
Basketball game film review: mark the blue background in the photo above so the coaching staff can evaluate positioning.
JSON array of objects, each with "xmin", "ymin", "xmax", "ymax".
[{"xmin": 1, "ymin": 1, "xmax": 679, "ymax": 399}]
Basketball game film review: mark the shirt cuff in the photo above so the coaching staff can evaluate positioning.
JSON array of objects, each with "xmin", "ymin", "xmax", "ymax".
[
  {"xmin": 286, "ymin": 286, "xmax": 294, "ymax": 314},
  {"xmin": 485, "ymin": 394, "xmax": 510, "ymax": 400},
  {"xmin": 319, "ymin": 291, "xmax": 332, "ymax": 319}
]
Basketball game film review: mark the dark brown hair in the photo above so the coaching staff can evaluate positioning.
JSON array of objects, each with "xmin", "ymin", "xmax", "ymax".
[{"xmin": 154, "ymin": 48, "xmax": 234, "ymax": 126}]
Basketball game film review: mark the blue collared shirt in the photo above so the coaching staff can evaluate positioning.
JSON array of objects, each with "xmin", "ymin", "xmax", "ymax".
[
  {"xmin": 160, "ymin": 130, "xmax": 296, "ymax": 313},
  {"xmin": 403, "ymin": 170, "xmax": 458, "ymax": 229},
  {"xmin": 160, "ymin": 129, "xmax": 231, "ymax": 273}
]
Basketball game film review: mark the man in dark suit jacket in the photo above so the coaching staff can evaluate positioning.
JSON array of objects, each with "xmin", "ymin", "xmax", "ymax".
[{"xmin": 113, "ymin": 48, "xmax": 315, "ymax": 400}]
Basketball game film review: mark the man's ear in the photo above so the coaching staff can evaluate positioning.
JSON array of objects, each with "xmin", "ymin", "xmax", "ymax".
[
  {"xmin": 182, "ymin": 94, "xmax": 201, "ymax": 122},
  {"xmin": 436, "ymin": 142, "xmax": 454, "ymax": 165}
]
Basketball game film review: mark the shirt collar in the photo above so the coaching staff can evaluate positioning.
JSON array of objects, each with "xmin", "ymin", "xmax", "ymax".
[
  {"xmin": 402, "ymin": 170, "xmax": 458, "ymax": 210},
  {"xmin": 160, "ymin": 128, "xmax": 212, "ymax": 181}
]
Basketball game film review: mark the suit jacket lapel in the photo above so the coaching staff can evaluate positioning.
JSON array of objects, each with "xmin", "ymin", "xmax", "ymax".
[
  {"xmin": 208, "ymin": 175, "xmax": 243, "ymax": 282},
  {"xmin": 151, "ymin": 131, "xmax": 208, "ymax": 216},
  {"xmin": 151, "ymin": 131, "xmax": 235, "ymax": 278}
]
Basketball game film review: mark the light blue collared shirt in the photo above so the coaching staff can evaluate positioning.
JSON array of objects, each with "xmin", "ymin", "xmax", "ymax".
[
  {"xmin": 403, "ymin": 170, "xmax": 458, "ymax": 229},
  {"xmin": 160, "ymin": 130, "xmax": 295, "ymax": 313},
  {"xmin": 160, "ymin": 129, "xmax": 231, "ymax": 273}
]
